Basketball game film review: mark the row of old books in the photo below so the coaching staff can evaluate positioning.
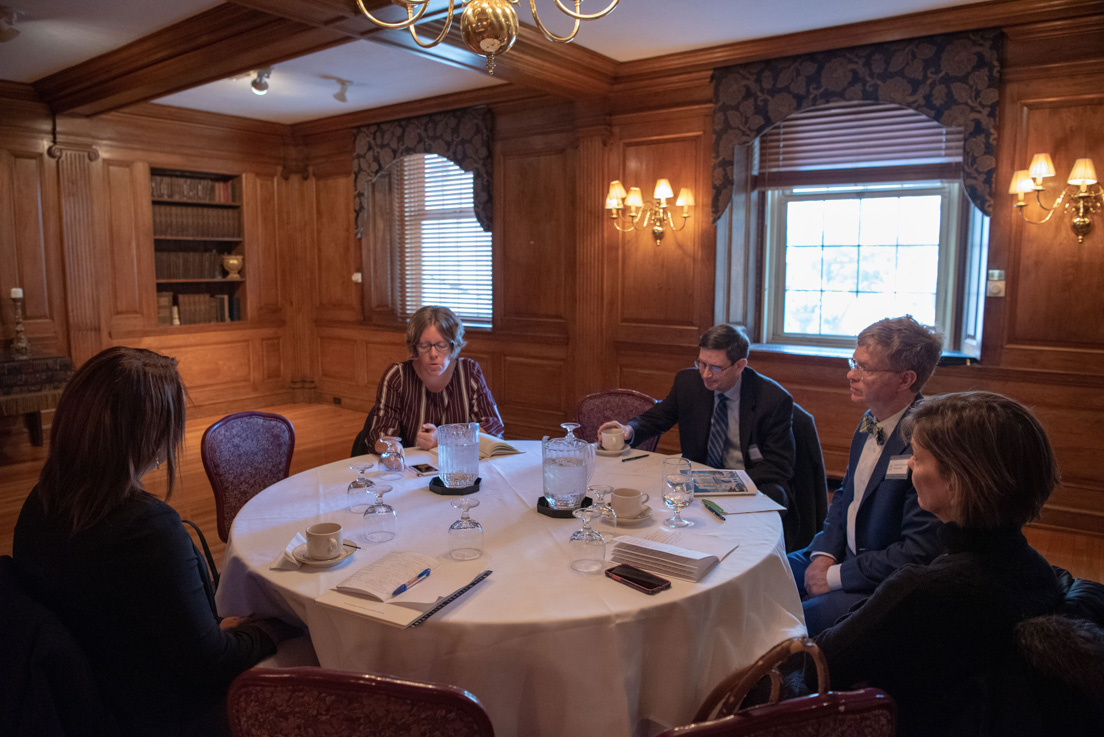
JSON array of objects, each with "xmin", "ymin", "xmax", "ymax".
[
  {"xmin": 153, "ymin": 203, "xmax": 241, "ymax": 239},
  {"xmin": 154, "ymin": 251, "xmax": 225, "ymax": 280},
  {"xmin": 151, "ymin": 174, "xmax": 239, "ymax": 204},
  {"xmin": 157, "ymin": 292, "xmax": 240, "ymax": 325}
]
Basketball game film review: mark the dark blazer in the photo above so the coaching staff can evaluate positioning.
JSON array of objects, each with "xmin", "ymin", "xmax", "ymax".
[
  {"xmin": 815, "ymin": 524, "xmax": 1066, "ymax": 737},
  {"xmin": 807, "ymin": 399, "xmax": 942, "ymax": 592},
  {"xmin": 628, "ymin": 366, "xmax": 796, "ymax": 511},
  {"xmin": 14, "ymin": 487, "xmax": 277, "ymax": 737}
]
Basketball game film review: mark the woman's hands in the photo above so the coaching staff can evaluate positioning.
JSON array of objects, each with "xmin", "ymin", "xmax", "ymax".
[{"xmin": 416, "ymin": 423, "xmax": 438, "ymax": 450}]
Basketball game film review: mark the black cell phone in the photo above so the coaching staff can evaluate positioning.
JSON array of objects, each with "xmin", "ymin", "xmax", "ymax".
[
  {"xmin": 410, "ymin": 463, "xmax": 439, "ymax": 477},
  {"xmin": 605, "ymin": 564, "xmax": 672, "ymax": 595}
]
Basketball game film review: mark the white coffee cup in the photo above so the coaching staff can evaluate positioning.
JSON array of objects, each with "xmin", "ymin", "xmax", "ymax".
[
  {"xmin": 306, "ymin": 522, "xmax": 343, "ymax": 560},
  {"xmin": 600, "ymin": 427, "xmax": 625, "ymax": 451},
  {"xmin": 611, "ymin": 487, "xmax": 649, "ymax": 518}
]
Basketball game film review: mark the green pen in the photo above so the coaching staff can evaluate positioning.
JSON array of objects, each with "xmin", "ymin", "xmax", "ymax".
[{"xmin": 702, "ymin": 498, "xmax": 726, "ymax": 523}]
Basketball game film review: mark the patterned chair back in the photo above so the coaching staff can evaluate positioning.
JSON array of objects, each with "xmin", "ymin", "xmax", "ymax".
[
  {"xmin": 227, "ymin": 667, "xmax": 495, "ymax": 737},
  {"xmin": 202, "ymin": 411, "xmax": 295, "ymax": 542},
  {"xmin": 575, "ymin": 389, "xmax": 660, "ymax": 452}
]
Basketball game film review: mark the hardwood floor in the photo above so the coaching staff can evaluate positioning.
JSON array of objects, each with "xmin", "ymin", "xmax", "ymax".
[{"xmin": 2, "ymin": 402, "xmax": 1102, "ymax": 584}]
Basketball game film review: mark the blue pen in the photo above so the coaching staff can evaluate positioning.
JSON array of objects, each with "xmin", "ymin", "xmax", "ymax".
[{"xmin": 392, "ymin": 568, "xmax": 431, "ymax": 597}]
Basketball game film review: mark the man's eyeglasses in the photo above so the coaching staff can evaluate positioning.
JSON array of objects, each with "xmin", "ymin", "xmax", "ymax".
[
  {"xmin": 694, "ymin": 359, "xmax": 733, "ymax": 376},
  {"xmin": 416, "ymin": 341, "xmax": 453, "ymax": 354},
  {"xmin": 847, "ymin": 357, "xmax": 899, "ymax": 378}
]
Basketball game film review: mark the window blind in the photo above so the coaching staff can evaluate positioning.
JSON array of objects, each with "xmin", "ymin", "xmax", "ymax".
[
  {"xmin": 756, "ymin": 102, "xmax": 963, "ymax": 185},
  {"xmin": 394, "ymin": 154, "xmax": 493, "ymax": 327}
]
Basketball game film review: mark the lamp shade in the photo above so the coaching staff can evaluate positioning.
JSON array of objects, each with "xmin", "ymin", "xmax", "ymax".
[
  {"xmin": 625, "ymin": 188, "xmax": 644, "ymax": 209},
  {"xmin": 1068, "ymin": 158, "xmax": 1098, "ymax": 187},
  {"xmin": 676, "ymin": 188, "xmax": 694, "ymax": 207},
  {"xmin": 605, "ymin": 196, "xmax": 620, "ymax": 210},
  {"xmin": 1009, "ymin": 170, "xmax": 1033, "ymax": 195},
  {"xmin": 653, "ymin": 179, "xmax": 674, "ymax": 200},
  {"xmin": 1029, "ymin": 153, "xmax": 1056, "ymax": 180},
  {"xmin": 607, "ymin": 180, "xmax": 627, "ymax": 200}
]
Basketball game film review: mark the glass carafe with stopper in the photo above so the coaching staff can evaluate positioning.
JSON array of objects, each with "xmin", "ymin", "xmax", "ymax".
[{"xmin": 541, "ymin": 422, "xmax": 595, "ymax": 510}]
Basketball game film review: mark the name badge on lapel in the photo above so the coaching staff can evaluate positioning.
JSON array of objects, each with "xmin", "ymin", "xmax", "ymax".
[
  {"xmin": 748, "ymin": 445, "xmax": 764, "ymax": 462},
  {"xmin": 886, "ymin": 455, "xmax": 910, "ymax": 480}
]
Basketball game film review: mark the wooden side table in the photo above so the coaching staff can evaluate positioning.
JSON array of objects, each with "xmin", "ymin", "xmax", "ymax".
[{"xmin": 0, "ymin": 351, "xmax": 74, "ymax": 446}]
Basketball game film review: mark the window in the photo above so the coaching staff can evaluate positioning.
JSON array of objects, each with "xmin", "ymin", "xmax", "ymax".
[
  {"xmin": 763, "ymin": 181, "xmax": 960, "ymax": 344},
  {"xmin": 730, "ymin": 102, "xmax": 987, "ymax": 351},
  {"xmin": 393, "ymin": 154, "xmax": 493, "ymax": 327}
]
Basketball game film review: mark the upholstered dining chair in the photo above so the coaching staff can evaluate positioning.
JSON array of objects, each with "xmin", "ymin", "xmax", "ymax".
[
  {"xmin": 575, "ymin": 388, "xmax": 660, "ymax": 452},
  {"xmin": 202, "ymin": 411, "xmax": 295, "ymax": 543},
  {"xmin": 674, "ymin": 636, "xmax": 896, "ymax": 736},
  {"xmin": 227, "ymin": 667, "xmax": 495, "ymax": 737}
]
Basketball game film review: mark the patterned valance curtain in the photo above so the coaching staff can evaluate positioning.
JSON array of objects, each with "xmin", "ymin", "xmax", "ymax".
[
  {"xmin": 711, "ymin": 29, "xmax": 1002, "ymax": 222},
  {"xmin": 353, "ymin": 106, "xmax": 494, "ymax": 235}
]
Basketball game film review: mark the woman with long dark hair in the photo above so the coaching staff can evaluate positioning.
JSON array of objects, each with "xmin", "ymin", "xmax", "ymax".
[{"xmin": 14, "ymin": 347, "xmax": 294, "ymax": 736}]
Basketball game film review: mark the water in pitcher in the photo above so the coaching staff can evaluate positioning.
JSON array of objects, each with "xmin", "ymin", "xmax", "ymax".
[
  {"xmin": 439, "ymin": 438, "xmax": 479, "ymax": 487},
  {"xmin": 543, "ymin": 456, "xmax": 587, "ymax": 509}
]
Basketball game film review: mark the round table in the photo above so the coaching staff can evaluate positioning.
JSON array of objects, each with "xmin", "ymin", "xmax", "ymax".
[{"xmin": 216, "ymin": 442, "xmax": 805, "ymax": 737}]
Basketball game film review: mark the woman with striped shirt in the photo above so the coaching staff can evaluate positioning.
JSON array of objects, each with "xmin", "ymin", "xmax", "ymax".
[{"xmin": 353, "ymin": 306, "xmax": 504, "ymax": 456}]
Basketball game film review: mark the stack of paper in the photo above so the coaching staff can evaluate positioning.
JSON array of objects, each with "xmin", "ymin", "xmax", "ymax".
[{"xmin": 610, "ymin": 532, "xmax": 739, "ymax": 582}]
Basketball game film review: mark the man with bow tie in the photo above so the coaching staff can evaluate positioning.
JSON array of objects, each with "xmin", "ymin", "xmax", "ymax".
[{"xmin": 788, "ymin": 316, "xmax": 944, "ymax": 636}]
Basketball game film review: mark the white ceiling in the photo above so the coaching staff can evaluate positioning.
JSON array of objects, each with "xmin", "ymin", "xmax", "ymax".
[{"xmin": 0, "ymin": 0, "xmax": 991, "ymax": 125}]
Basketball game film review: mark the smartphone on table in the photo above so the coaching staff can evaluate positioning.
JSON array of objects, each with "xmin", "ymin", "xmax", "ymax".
[
  {"xmin": 605, "ymin": 563, "xmax": 672, "ymax": 595},
  {"xmin": 410, "ymin": 462, "xmax": 439, "ymax": 477}
]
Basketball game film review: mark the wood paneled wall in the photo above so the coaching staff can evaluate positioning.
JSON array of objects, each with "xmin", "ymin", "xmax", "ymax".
[{"xmin": 1, "ymin": 11, "xmax": 1103, "ymax": 535}]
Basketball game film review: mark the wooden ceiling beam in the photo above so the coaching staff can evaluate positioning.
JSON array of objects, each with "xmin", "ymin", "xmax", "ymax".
[{"xmin": 34, "ymin": 4, "xmax": 351, "ymax": 116}]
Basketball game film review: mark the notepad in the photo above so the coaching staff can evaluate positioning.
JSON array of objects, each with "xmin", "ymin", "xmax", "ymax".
[
  {"xmin": 333, "ymin": 550, "xmax": 436, "ymax": 602},
  {"xmin": 610, "ymin": 531, "xmax": 739, "ymax": 582}
]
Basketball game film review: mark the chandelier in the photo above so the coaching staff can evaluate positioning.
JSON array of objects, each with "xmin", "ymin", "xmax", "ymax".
[{"xmin": 355, "ymin": 0, "xmax": 619, "ymax": 74}]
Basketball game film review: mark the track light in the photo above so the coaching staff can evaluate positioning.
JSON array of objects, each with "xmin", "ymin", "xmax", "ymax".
[
  {"xmin": 333, "ymin": 78, "xmax": 351, "ymax": 103},
  {"xmin": 0, "ymin": 7, "xmax": 19, "ymax": 43},
  {"xmin": 251, "ymin": 68, "xmax": 271, "ymax": 96}
]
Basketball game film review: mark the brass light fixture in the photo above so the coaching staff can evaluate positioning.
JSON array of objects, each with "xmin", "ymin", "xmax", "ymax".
[
  {"xmin": 355, "ymin": 0, "xmax": 619, "ymax": 74},
  {"xmin": 1009, "ymin": 153, "xmax": 1103, "ymax": 244},
  {"xmin": 605, "ymin": 179, "xmax": 693, "ymax": 246}
]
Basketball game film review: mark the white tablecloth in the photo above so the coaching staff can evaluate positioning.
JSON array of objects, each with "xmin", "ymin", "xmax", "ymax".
[{"xmin": 216, "ymin": 442, "xmax": 805, "ymax": 737}]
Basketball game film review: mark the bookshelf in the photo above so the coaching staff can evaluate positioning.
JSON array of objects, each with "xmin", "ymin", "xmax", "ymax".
[{"xmin": 151, "ymin": 168, "xmax": 245, "ymax": 326}]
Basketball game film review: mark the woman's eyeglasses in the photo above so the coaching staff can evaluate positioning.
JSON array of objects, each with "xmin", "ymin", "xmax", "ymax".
[{"xmin": 416, "ymin": 341, "xmax": 453, "ymax": 353}]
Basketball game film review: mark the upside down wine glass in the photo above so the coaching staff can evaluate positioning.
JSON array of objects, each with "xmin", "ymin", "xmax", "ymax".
[
  {"xmin": 362, "ymin": 483, "xmax": 395, "ymax": 543},
  {"xmin": 448, "ymin": 497, "xmax": 483, "ymax": 561},
  {"xmin": 568, "ymin": 507, "xmax": 606, "ymax": 573},
  {"xmin": 347, "ymin": 462, "xmax": 376, "ymax": 513},
  {"xmin": 662, "ymin": 457, "xmax": 694, "ymax": 528}
]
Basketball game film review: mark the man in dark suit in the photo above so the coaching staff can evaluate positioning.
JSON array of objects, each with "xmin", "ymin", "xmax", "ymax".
[
  {"xmin": 788, "ymin": 315, "xmax": 944, "ymax": 636},
  {"xmin": 599, "ymin": 324, "xmax": 797, "ymax": 543}
]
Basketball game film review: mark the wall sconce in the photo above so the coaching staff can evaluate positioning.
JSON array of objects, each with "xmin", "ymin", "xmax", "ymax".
[
  {"xmin": 605, "ymin": 179, "xmax": 693, "ymax": 246},
  {"xmin": 1009, "ymin": 153, "xmax": 1103, "ymax": 243},
  {"xmin": 251, "ymin": 68, "xmax": 272, "ymax": 96}
]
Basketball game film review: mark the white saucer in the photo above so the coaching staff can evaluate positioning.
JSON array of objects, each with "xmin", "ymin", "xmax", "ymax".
[
  {"xmin": 615, "ymin": 505, "xmax": 653, "ymax": 527},
  {"xmin": 595, "ymin": 446, "xmax": 630, "ymax": 457},
  {"xmin": 292, "ymin": 541, "xmax": 356, "ymax": 568}
]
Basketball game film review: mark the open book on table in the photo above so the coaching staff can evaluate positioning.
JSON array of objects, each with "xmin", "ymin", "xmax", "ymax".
[
  {"xmin": 428, "ymin": 432, "xmax": 522, "ymax": 461},
  {"xmin": 610, "ymin": 531, "xmax": 740, "ymax": 582},
  {"xmin": 690, "ymin": 468, "xmax": 759, "ymax": 497},
  {"xmin": 315, "ymin": 551, "xmax": 438, "ymax": 628},
  {"xmin": 478, "ymin": 432, "xmax": 522, "ymax": 460}
]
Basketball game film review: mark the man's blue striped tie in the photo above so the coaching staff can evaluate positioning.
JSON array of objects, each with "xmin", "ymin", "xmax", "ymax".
[{"xmin": 707, "ymin": 394, "xmax": 727, "ymax": 469}]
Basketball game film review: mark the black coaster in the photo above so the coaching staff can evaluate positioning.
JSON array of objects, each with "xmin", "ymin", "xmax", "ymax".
[
  {"xmin": 428, "ymin": 476, "xmax": 481, "ymax": 495},
  {"xmin": 536, "ymin": 495, "xmax": 593, "ymax": 518}
]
